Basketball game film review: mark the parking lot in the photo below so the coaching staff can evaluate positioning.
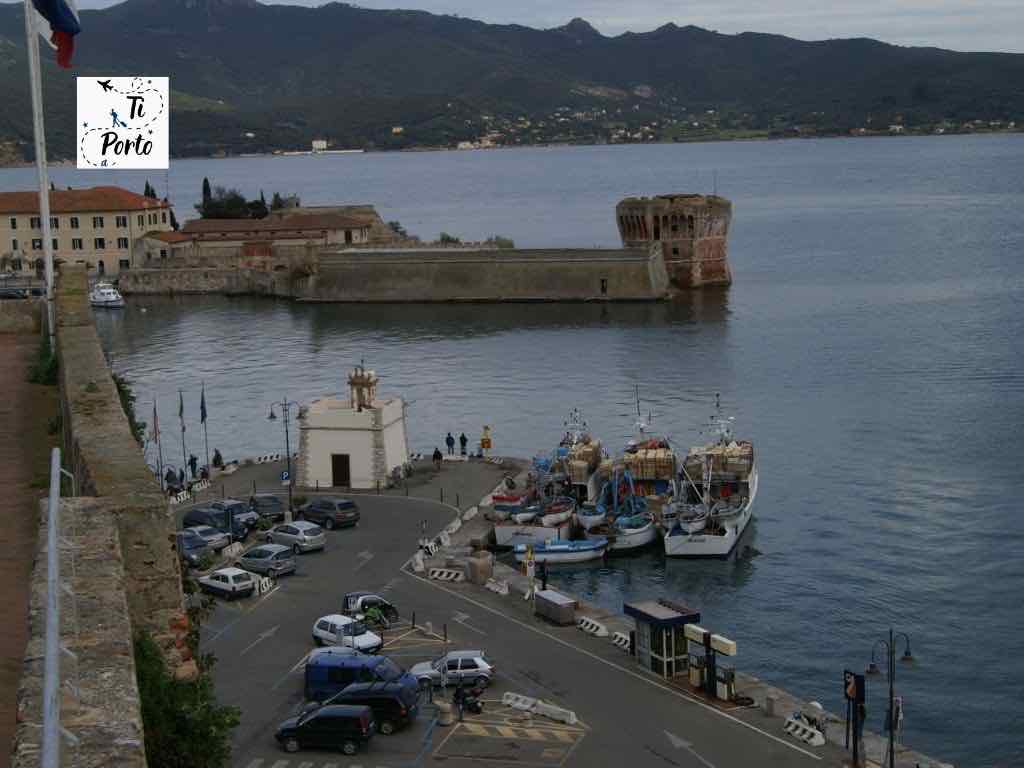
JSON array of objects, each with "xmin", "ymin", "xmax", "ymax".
[{"xmin": 198, "ymin": 490, "xmax": 848, "ymax": 768}]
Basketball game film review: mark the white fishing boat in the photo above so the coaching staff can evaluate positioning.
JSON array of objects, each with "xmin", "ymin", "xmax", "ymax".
[
  {"xmin": 664, "ymin": 396, "xmax": 758, "ymax": 558},
  {"xmin": 586, "ymin": 512, "xmax": 658, "ymax": 552},
  {"xmin": 575, "ymin": 504, "xmax": 607, "ymax": 531},
  {"xmin": 89, "ymin": 281, "xmax": 125, "ymax": 308},
  {"xmin": 552, "ymin": 409, "xmax": 605, "ymax": 503},
  {"xmin": 514, "ymin": 537, "xmax": 608, "ymax": 564},
  {"xmin": 494, "ymin": 518, "xmax": 572, "ymax": 548}
]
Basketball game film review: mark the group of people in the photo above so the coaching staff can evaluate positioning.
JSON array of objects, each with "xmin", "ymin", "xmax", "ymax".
[
  {"xmin": 432, "ymin": 431, "xmax": 469, "ymax": 468},
  {"xmin": 163, "ymin": 447, "xmax": 224, "ymax": 494}
]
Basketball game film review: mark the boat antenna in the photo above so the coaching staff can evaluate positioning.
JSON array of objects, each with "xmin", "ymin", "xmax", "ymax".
[{"xmin": 635, "ymin": 385, "xmax": 641, "ymax": 418}]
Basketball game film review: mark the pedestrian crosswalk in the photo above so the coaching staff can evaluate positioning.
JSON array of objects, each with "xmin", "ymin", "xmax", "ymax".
[
  {"xmin": 242, "ymin": 759, "xmax": 394, "ymax": 768},
  {"xmin": 457, "ymin": 722, "xmax": 580, "ymax": 743}
]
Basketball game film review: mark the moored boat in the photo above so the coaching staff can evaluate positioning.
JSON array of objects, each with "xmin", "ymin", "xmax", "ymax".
[
  {"xmin": 586, "ymin": 512, "xmax": 658, "ymax": 552},
  {"xmin": 89, "ymin": 281, "xmax": 125, "ymax": 308},
  {"xmin": 514, "ymin": 537, "xmax": 608, "ymax": 564}
]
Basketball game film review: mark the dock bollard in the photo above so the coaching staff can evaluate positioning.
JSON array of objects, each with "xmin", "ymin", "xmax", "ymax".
[
  {"xmin": 411, "ymin": 611, "xmax": 416, "ymax": 629},
  {"xmin": 764, "ymin": 694, "xmax": 777, "ymax": 717}
]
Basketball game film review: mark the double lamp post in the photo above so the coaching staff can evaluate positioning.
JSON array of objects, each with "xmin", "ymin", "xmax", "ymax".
[
  {"xmin": 268, "ymin": 397, "xmax": 299, "ymax": 517},
  {"xmin": 866, "ymin": 628, "xmax": 914, "ymax": 768}
]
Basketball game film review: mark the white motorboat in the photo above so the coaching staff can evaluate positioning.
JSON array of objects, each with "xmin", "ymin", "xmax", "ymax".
[
  {"xmin": 494, "ymin": 518, "xmax": 572, "ymax": 548},
  {"xmin": 586, "ymin": 513, "xmax": 658, "ymax": 552},
  {"xmin": 664, "ymin": 396, "xmax": 758, "ymax": 558},
  {"xmin": 89, "ymin": 281, "xmax": 125, "ymax": 308},
  {"xmin": 514, "ymin": 537, "xmax": 608, "ymax": 564}
]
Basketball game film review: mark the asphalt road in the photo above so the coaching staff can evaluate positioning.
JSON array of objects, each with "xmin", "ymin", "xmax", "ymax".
[{"xmin": 202, "ymin": 493, "xmax": 850, "ymax": 768}]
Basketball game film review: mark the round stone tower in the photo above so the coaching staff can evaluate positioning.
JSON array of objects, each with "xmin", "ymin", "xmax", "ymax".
[{"xmin": 615, "ymin": 194, "xmax": 732, "ymax": 290}]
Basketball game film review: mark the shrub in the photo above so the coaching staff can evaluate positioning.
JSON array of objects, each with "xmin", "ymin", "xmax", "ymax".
[{"xmin": 28, "ymin": 337, "xmax": 58, "ymax": 385}]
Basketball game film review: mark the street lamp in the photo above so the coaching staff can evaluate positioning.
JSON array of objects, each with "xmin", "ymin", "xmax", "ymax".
[
  {"xmin": 865, "ymin": 628, "xmax": 914, "ymax": 768},
  {"xmin": 268, "ymin": 397, "xmax": 299, "ymax": 518}
]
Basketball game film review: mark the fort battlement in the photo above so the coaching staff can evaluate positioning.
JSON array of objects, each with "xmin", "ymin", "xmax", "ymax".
[{"xmin": 616, "ymin": 194, "xmax": 732, "ymax": 290}]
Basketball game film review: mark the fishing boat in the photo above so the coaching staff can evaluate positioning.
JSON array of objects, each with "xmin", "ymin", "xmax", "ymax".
[
  {"xmin": 664, "ymin": 396, "xmax": 758, "ymax": 558},
  {"xmin": 540, "ymin": 496, "xmax": 575, "ymax": 527},
  {"xmin": 514, "ymin": 537, "xmax": 608, "ymax": 564},
  {"xmin": 585, "ymin": 512, "xmax": 658, "ymax": 552},
  {"xmin": 494, "ymin": 497, "xmax": 573, "ymax": 547},
  {"xmin": 575, "ymin": 503, "xmax": 607, "ymax": 531},
  {"xmin": 89, "ymin": 281, "xmax": 125, "ymax": 308},
  {"xmin": 551, "ymin": 409, "xmax": 605, "ymax": 503}
]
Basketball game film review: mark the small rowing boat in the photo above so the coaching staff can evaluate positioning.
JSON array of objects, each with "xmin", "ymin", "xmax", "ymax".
[{"xmin": 514, "ymin": 537, "xmax": 608, "ymax": 564}]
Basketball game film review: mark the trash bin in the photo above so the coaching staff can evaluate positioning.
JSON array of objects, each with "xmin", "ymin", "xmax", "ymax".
[
  {"xmin": 716, "ymin": 665, "xmax": 735, "ymax": 702},
  {"xmin": 688, "ymin": 653, "xmax": 705, "ymax": 688},
  {"xmin": 436, "ymin": 701, "xmax": 454, "ymax": 726}
]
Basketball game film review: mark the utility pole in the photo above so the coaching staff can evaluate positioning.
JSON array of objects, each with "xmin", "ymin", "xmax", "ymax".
[{"xmin": 269, "ymin": 397, "xmax": 298, "ymax": 517}]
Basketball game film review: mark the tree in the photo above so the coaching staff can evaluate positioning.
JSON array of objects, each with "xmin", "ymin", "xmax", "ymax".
[
  {"xmin": 387, "ymin": 220, "xmax": 408, "ymax": 238},
  {"xmin": 201, "ymin": 177, "xmax": 212, "ymax": 209},
  {"xmin": 438, "ymin": 232, "xmax": 461, "ymax": 244},
  {"xmin": 143, "ymin": 180, "xmax": 157, "ymax": 199},
  {"xmin": 169, "ymin": 208, "xmax": 180, "ymax": 231},
  {"xmin": 195, "ymin": 186, "xmax": 249, "ymax": 218},
  {"xmin": 270, "ymin": 192, "xmax": 285, "ymax": 210}
]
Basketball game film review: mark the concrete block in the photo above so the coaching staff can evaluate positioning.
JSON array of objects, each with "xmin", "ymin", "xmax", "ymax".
[
  {"xmin": 502, "ymin": 692, "xmax": 537, "ymax": 711},
  {"xmin": 531, "ymin": 699, "xmax": 578, "ymax": 726}
]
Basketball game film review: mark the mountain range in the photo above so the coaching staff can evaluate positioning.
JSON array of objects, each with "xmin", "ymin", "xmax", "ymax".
[{"xmin": 0, "ymin": 0, "xmax": 1022, "ymax": 160}]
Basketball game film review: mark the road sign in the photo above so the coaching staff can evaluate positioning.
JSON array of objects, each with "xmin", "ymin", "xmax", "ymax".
[
  {"xmin": 844, "ymin": 669, "xmax": 865, "ymax": 703},
  {"xmin": 280, "ymin": 470, "xmax": 290, "ymax": 482}
]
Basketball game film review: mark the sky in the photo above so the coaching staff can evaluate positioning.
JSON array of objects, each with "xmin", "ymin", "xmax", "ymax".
[{"xmin": 75, "ymin": 0, "xmax": 1024, "ymax": 53}]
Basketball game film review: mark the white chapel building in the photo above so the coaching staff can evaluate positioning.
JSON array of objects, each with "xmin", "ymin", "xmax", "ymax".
[{"xmin": 297, "ymin": 366, "xmax": 408, "ymax": 489}]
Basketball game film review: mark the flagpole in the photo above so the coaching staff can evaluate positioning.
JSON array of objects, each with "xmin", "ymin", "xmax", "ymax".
[
  {"xmin": 154, "ymin": 396, "xmax": 164, "ymax": 492},
  {"xmin": 201, "ymin": 382, "xmax": 210, "ymax": 474},
  {"xmin": 179, "ymin": 388, "xmax": 187, "ymax": 474},
  {"xmin": 23, "ymin": 0, "xmax": 56, "ymax": 353}
]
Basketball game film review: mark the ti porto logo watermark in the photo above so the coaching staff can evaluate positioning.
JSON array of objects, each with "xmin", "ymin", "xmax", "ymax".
[{"xmin": 76, "ymin": 77, "xmax": 168, "ymax": 169}]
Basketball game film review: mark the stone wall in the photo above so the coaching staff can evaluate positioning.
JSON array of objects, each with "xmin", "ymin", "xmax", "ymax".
[
  {"xmin": 0, "ymin": 298, "xmax": 41, "ymax": 334},
  {"xmin": 307, "ymin": 247, "xmax": 668, "ymax": 302},
  {"xmin": 119, "ymin": 267, "xmax": 293, "ymax": 298}
]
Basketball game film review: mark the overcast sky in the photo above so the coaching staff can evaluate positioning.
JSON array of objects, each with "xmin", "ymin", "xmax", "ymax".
[{"xmin": 77, "ymin": 0, "xmax": 1024, "ymax": 54}]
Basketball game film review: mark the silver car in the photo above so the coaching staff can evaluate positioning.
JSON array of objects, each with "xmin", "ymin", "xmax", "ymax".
[
  {"xmin": 237, "ymin": 543, "xmax": 296, "ymax": 576},
  {"xmin": 265, "ymin": 520, "xmax": 326, "ymax": 553},
  {"xmin": 410, "ymin": 650, "xmax": 494, "ymax": 689},
  {"xmin": 187, "ymin": 524, "xmax": 230, "ymax": 552}
]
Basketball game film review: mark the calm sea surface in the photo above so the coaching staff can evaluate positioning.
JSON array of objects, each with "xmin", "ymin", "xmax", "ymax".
[{"xmin": 4, "ymin": 136, "xmax": 1023, "ymax": 766}]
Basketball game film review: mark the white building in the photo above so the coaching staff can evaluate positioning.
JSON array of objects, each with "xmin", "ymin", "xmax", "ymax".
[
  {"xmin": 297, "ymin": 366, "xmax": 408, "ymax": 489},
  {"xmin": 311, "ymin": 139, "xmax": 328, "ymax": 152}
]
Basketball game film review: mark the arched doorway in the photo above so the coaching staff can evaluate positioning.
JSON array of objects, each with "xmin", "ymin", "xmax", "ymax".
[{"xmin": 97, "ymin": 260, "xmax": 105, "ymax": 276}]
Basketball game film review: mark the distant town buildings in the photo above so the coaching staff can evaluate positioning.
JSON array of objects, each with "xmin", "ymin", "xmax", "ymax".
[
  {"xmin": 311, "ymin": 139, "xmax": 328, "ymax": 152},
  {"xmin": 0, "ymin": 186, "xmax": 173, "ymax": 278}
]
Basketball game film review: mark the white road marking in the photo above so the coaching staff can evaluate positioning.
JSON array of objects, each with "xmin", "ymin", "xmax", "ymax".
[
  {"xmin": 665, "ymin": 730, "xmax": 717, "ymax": 768},
  {"xmin": 205, "ymin": 586, "xmax": 280, "ymax": 643},
  {"xmin": 271, "ymin": 650, "xmax": 314, "ymax": 691},
  {"xmin": 354, "ymin": 550, "xmax": 374, "ymax": 571},
  {"xmin": 404, "ymin": 571, "xmax": 822, "ymax": 761},
  {"xmin": 243, "ymin": 760, "xmax": 264, "ymax": 768},
  {"xmin": 240, "ymin": 624, "xmax": 280, "ymax": 656},
  {"xmin": 269, "ymin": 760, "xmax": 289, "ymax": 768},
  {"xmin": 452, "ymin": 610, "xmax": 486, "ymax": 635},
  {"xmin": 296, "ymin": 762, "xmax": 313, "ymax": 768}
]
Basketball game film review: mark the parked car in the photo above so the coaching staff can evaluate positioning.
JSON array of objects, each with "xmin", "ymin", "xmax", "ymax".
[
  {"xmin": 410, "ymin": 650, "xmax": 494, "ymax": 689},
  {"xmin": 275, "ymin": 704, "xmax": 374, "ymax": 756},
  {"xmin": 236, "ymin": 543, "xmax": 296, "ymax": 576},
  {"xmin": 329, "ymin": 681, "xmax": 419, "ymax": 735},
  {"xmin": 265, "ymin": 521, "xmax": 325, "ymax": 553},
  {"xmin": 298, "ymin": 497, "xmax": 360, "ymax": 530},
  {"xmin": 249, "ymin": 493, "xmax": 287, "ymax": 523},
  {"xmin": 304, "ymin": 652, "xmax": 416, "ymax": 703},
  {"xmin": 341, "ymin": 591, "xmax": 399, "ymax": 623},
  {"xmin": 197, "ymin": 567, "xmax": 255, "ymax": 599},
  {"xmin": 176, "ymin": 528, "xmax": 212, "ymax": 567},
  {"xmin": 211, "ymin": 498, "xmax": 259, "ymax": 528},
  {"xmin": 185, "ymin": 524, "xmax": 230, "ymax": 552},
  {"xmin": 182, "ymin": 506, "xmax": 249, "ymax": 542},
  {"xmin": 312, "ymin": 614, "xmax": 382, "ymax": 652}
]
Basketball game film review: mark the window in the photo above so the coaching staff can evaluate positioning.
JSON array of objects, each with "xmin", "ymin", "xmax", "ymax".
[
  {"xmin": 137, "ymin": 214, "xmax": 144, "ymax": 226},
  {"xmin": 149, "ymin": 213, "xmax": 156, "ymax": 225},
  {"xmin": 672, "ymin": 246, "xmax": 679, "ymax": 256},
  {"xmin": 446, "ymin": 659, "xmax": 460, "ymax": 672},
  {"xmin": 30, "ymin": 216, "xmax": 40, "ymax": 228},
  {"xmin": 119, "ymin": 259, "xmax": 130, "ymax": 270},
  {"xmin": 161, "ymin": 212, "xmax": 167, "ymax": 224},
  {"xmin": 116, "ymin": 215, "xmax": 127, "ymax": 228},
  {"xmin": 117, "ymin": 237, "xmax": 129, "ymax": 249},
  {"xmin": 11, "ymin": 239, "xmax": 17, "ymax": 251},
  {"xmin": 327, "ymin": 667, "xmax": 355, "ymax": 685},
  {"xmin": 72, "ymin": 238, "xmax": 83, "ymax": 250},
  {"xmin": 8, "ymin": 217, "xmax": 15, "ymax": 229},
  {"xmin": 70, "ymin": 216, "xmax": 79, "ymax": 229},
  {"xmin": 92, "ymin": 216, "xmax": 104, "ymax": 228},
  {"xmin": 344, "ymin": 229, "xmax": 353, "ymax": 244},
  {"xmin": 460, "ymin": 659, "xmax": 479, "ymax": 670},
  {"xmin": 94, "ymin": 237, "xmax": 105, "ymax": 250},
  {"xmin": 32, "ymin": 238, "xmax": 42, "ymax": 250},
  {"xmin": 600, "ymin": 278, "xmax": 608, "ymax": 296},
  {"xmin": 52, "ymin": 238, "xmax": 58, "ymax": 251},
  {"xmin": 160, "ymin": 248, "xmax": 167, "ymax": 259},
  {"xmin": 50, "ymin": 216, "xmax": 58, "ymax": 229}
]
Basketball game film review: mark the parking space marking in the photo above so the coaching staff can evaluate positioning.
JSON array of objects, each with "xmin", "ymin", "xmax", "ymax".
[
  {"xmin": 271, "ymin": 650, "xmax": 315, "ymax": 691},
  {"xmin": 204, "ymin": 586, "xmax": 281, "ymax": 644},
  {"xmin": 296, "ymin": 762, "xmax": 314, "ymax": 768},
  {"xmin": 353, "ymin": 550, "xmax": 374, "ymax": 571},
  {"xmin": 406, "ymin": 571, "xmax": 822, "ymax": 761}
]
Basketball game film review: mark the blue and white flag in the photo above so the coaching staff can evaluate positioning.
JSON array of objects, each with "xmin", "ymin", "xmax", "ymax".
[{"xmin": 31, "ymin": 0, "xmax": 81, "ymax": 68}]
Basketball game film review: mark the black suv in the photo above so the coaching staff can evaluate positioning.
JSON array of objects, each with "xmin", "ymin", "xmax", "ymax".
[
  {"xmin": 332, "ymin": 682, "xmax": 419, "ymax": 735},
  {"xmin": 249, "ymin": 494, "xmax": 287, "ymax": 523},
  {"xmin": 182, "ymin": 507, "xmax": 249, "ymax": 541},
  {"xmin": 275, "ymin": 704, "xmax": 374, "ymax": 756},
  {"xmin": 298, "ymin": 497, "xmax": 360, "ymax": 530}
]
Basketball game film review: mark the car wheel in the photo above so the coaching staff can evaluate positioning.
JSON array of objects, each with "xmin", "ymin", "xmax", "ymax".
[
  {"xmin": 283, "ymin": 738, "xmax": 300, "ymax": 753},
  {"xmin": 293, "ymin": 543, "xmax": 301, "ymax": 555},
  {"xmin": 324, "ymin": 518, "xmax": 335, "ymax": 530},
  {"xmin": 265, "ymin": 534, "xmax": 274, "ymax": 543},
  {"xmin": 475, "ymin": 676, "xmax": 489, "ymax": 689},
  {"xmin": 379, "ymin": 720, "xmax": 396, "ymax": 736},
  {"xmin": 340, "ymin": 740, "xmax": 358, "ymax": 756},
  {"xmin": 313, "ymin": 636, "xmax": 323, "ymax": 647}
]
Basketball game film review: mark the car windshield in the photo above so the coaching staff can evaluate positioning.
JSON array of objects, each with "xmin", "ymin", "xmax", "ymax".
[
  {"xmin": 343, "ymin": 621, "xmax": 368, "ymax": 636},
  {"xmin": 376, "ymin": 658, "xmax": 403, "ymax": 681}
]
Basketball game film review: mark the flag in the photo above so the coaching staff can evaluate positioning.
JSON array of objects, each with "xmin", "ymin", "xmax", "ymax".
[
  {"xmin": 200, "ymin": 384, "xmax": 207, "ymax": 425},
  {"xmin": 150, "ymin": 400, "xmax": 160, "ymax": 442},
  {"xmin": 178, "ymin": 391, "xmax": 186, "ymax": 433},
  {"xmin": 31, "ymin": 0, "xmax": 81, "ymax": 69}
]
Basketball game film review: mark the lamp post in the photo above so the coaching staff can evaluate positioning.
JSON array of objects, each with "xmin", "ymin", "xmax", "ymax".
[
  {"xmin": 268, "ymin": 397, "xmax": 299, "ymax": 519},
  {"xmin": 866, "ymin": 628, "xmax": 914, "ymax": 768}
]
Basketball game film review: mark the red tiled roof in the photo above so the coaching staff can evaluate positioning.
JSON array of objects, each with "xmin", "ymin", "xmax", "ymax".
[
  {"xmin": 0, "ymin": 186, "xmax": 170, "ymax": 214},
  {"xmin": 182, "ymin": 213, "xmax": 370, "ymax": 235},
  {"xmin": 144, "ymin": 230, "xmax": 192, "ymax": 243}
]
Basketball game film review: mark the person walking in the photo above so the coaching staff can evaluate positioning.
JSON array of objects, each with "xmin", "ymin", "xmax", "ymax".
[
  {"xmin": 188, "ymin": 453, "xmax": 198, "ymax": 479},
  {"xmin": 178, "ymin": 468, "xmax": 185, "ymax": 487},
  {"xmin": 432, "ymin": 447, "xmax": 443, "ymax": 471},
  {"xmin": 459, "ymin": 432, "xmax": 468, "ymax": 456},
  {"xmin": 445, "ymin": 432, "xmax": 455, "ymax": 456},
  {"xmin": 453, "ymin": 683, "xmax": 466, "ymax": 722},
  {"xmin": 212, "ymin": 448, "xmax": 223, "ymax": 468}
]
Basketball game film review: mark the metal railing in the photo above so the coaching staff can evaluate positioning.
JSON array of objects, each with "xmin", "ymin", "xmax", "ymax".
[{"xmin": 42, "ymin": 447, "xmax": 60, "ymax": 768}]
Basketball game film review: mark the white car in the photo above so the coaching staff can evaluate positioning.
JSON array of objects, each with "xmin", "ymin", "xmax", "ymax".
[
  {"xmin": 198, "ymin": 567, "xmax": 256, "ymax": 599},
  {"xmin": 266, "ymin": 521, "xmax": 326, "ymax": 553},
  {"xmin": 312, "ymin": 614, "xmax": 383, "ymax": 653}
]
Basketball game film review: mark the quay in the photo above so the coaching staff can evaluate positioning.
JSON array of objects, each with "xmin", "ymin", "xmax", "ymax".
[{"xmin": 182, "ymin": 455, "xmax": 951, "ymax": 768}]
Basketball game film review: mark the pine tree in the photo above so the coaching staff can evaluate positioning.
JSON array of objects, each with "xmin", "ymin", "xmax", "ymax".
[
  {"xmin": 170, "ymin": 208, "xmax": 179, "ymax": 231},
  {"xmin": 201, "ymin": 177, "xmax": 212, "ymax": 215}
]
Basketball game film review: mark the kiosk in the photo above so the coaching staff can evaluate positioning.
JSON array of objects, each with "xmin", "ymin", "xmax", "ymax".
[{"xmin": 623, "ymin": 600, "xmax": 700, "ymax": 679}]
